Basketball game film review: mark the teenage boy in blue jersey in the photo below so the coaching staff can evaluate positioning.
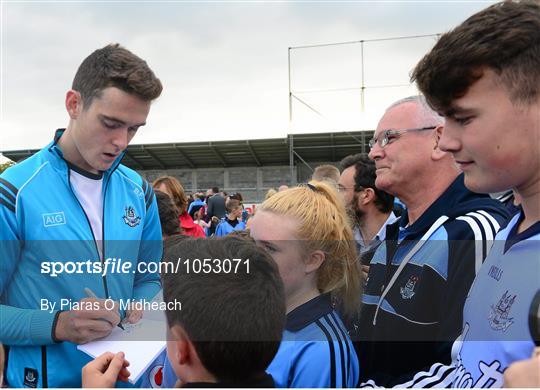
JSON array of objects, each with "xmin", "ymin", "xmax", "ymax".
[
  {"xmin": 382, "ymin": 1, "xmax": 539, "ymax": 387},
  {"xmin": 82, "ymin": 236, "xmax": 286, "ymax": 388},
  {"xmin": 0, "ymin": 44, "xmax": 163, "ymax": 387}
]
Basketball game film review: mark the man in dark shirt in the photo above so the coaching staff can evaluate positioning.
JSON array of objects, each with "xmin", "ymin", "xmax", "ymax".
[{"xmin": 206, "ymin": 186, "xmax": 226, "ymax": 235}]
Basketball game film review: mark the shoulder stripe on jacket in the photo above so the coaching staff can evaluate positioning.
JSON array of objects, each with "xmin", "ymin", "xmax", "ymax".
[
  {"xmin": 455, "ymin": 215, "xmax": 484, "ymax": 274},
  {"xmin": 0, "ymin": 178, "xmax": 18, "ymax": 212},
  {"xmin": 323, "ymin": 315, "xmax": 346, "ymax": 387},
  {"xmin": 0, "ymin": 186, "xmax": 16, "ymax": 204},
  {"xmin": 0, "ymin": 197, "xmax": 15, "ymax": 213},
  {"xmin": 315, "ymin": 319, "xmax": 337, "ymax": 388},
  {"xmin": 330, "ymin": 311, "xmax": 353, "ymax": 385},
  {"xmin": 467, "ymin": 212, "xmax": 495, "ymax": 241},
  {"xmin": 395, "ymin": 362, "xmax": 455, "ymax": 388},
  {"xmin": 145, "ymin": 185, "xmax": 154, "ymax": 211},
  {"xmin": 476, "ymin": 209, "xmax": 501, "ymax": 232},
  {"xmin": 0, "ymin": 177, "xmax": 18, "ymax": 197}
]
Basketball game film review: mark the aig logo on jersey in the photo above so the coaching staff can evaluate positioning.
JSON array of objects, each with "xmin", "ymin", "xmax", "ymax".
[
  {"xmin": 489, "ymin": 290, "xmax": 516, "ymax": 332},
  {"xmin": 42, "ymin": 211, "xmax": 66, "ymax": 227},
  {"xmin": 123, "ymin": 206, "xmax": 141, "ymax": 227},
  {"xmin": 400, "ymin": 275, "xmax": 419, "ymax": 299}
]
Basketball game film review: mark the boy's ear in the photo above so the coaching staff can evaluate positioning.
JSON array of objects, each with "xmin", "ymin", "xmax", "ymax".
[{"xmin": 170, "ymin": 325, "xmax": 191, "ymax": 365}]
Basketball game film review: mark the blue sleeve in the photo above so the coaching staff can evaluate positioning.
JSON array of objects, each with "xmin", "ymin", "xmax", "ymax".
[
  {"xmin": 133, "ymin": 187, "xmax": 162, "ymax": 301},
  {"xmin": 268, "ymin": 340, "xmax": 359, "ymax": 388},
  {"xmin": 214, "ymin": 221, "xmax": 227, "ymax": 237},
  {"xmin": 291, "ymin": 341, "xmax": 358, "ymax": 388},
  {"xmin": 235, "ymin": 221, "xmax": 246, "ymax": 231},
  {"xmin": 0, "ymin": 175, "xmax": 58, "ymax": 345}
]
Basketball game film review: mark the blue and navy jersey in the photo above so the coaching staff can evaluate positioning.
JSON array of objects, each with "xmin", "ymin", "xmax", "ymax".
[
  {"xmin": 214, "ymin": 217, "xmax": 246, "ymax": 237},
  {"xmin": 267, "ymin": 293, "xmax": 359, "ymax": 388},
  {"xmin": 450, "ymin": 211, "xmax": 539, "ymax": 387},
  {"xmin": 0, "ymin": 130, "xmax": 162, "ymax": 388},
  {"xmin": 358, "ymin": 174, "xmax": 509, "ymax": 386}
]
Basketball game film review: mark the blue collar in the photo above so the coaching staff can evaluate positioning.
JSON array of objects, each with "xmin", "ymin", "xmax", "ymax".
[
  {"xmin": 285, "ymin": 293, "xmax": 333, "ymax": 332},
  {"xmin": 504, "ymin": 208, "xmax": 540, "ymax": 253},
  {"xmin": 398, "ymin": 173, "xmax": 491, "ymax": 239}
]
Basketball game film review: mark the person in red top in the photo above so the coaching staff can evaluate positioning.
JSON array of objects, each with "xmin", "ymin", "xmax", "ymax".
[{"xmin": 153, "ymin": 176, "xmax": 205, "ymax": 238}]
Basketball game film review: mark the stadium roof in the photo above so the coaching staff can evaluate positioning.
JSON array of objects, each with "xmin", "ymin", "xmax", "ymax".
[{"xmin": 2, "ymin": 130, "xmax": 374, "ymax": 170}]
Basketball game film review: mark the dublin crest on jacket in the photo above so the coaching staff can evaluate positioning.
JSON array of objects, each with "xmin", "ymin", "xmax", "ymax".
[
  {"xmin": 488, "ymin": 290, "xmax": 516, "ymax": 332},
  {"xmin": 123, "ymin": 206, "xmax": 141, "ymax": 227},
  {"xmin": 400, "ymin": 275, "xmax": 419, "ymax": 299}
]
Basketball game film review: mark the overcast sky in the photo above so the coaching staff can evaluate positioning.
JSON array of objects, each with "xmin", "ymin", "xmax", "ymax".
[{"xmin": 1, "ymin": 0, "xmax": 497, "ymax": 155}]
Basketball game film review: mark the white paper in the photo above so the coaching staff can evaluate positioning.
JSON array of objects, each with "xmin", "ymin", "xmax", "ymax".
[{"xmin": 77, "ymin": 318, "xmax": 167, "ymax": 384}]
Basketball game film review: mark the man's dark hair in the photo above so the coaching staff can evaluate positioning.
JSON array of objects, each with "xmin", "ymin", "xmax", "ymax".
[
  {"xmin": 412, "ymin": 1, "xmax": 540, "ymax": 113},
  {"xmin": 155, "ymin": 190, "xmax": 181, "ymax": 237},
  {"xmin": 72, "ymin": 43, "xmax": 163, "ymax": 107},
  {"xmin": 212, "ymin": 186, "xmax": 219, "ymax": 194},
  {"xmin": 340, "ymin": 154, "xmax": 394, "ymax": 213},
  {"xmin": 162, "ymin": 236, "xmax": 285, "ymax": 383}
]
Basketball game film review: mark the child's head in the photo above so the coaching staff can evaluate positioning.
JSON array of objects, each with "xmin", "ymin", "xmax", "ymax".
[
  {"xmin": 189, "ymin": 204, "xmax": 204, "ymax": 221},
  {"xmin": 153, "ymin": 176, "xmax": 189, "ymax": 214},
  {"xmin": 249, "ymin": 181, "xmax": 362, "ymax": 317},
  {"xmin": 412, "ymin": 1, "xmax": 540, "ymax": 194},
  {"xmin": 226, "ymin": 198, "xmax": 243, "ymax": 219},
  {"xmin": 155, "ymin": 190, "xmax": 181, "ymax": 238},
  {"xmin": 162, "ymin": 236, "xmax": 285, "ymax": 384}
]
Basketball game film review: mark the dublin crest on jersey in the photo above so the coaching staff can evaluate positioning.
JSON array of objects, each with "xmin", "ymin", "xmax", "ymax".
[
  {"xmin": 123, "ymin": 206, "xmax": 141, "ymax": 227},
  {"xmin": 400, "ymin": 275, "xmax": 419, "ymax": 299},
  {"xmin": 488, "ymin": 290, "xmax": 516, "ymax": 332}
]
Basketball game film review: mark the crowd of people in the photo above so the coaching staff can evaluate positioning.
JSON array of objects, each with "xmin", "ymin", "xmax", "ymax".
[{"xmin": 1, "ymin": 0, "xmax": 539, "ymax": 388}]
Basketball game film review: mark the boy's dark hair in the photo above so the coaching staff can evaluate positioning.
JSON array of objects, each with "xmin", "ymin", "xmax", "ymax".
[
  {"xmin": 188, "ymin": 204, "xmax": 204, "ymax": 220},
  {"xmin": 162, "ymin": 236, "xmax": 286, "ymax": 383},
  {"xmin": 340, "ymin": 154, "xmax": 394, "ymax": 213},
  {"xmin": 412, "ymin": 1, "xmax": 540, "ymax": 113},
  {"xmin": 225, "ymin": 198, "xmax": 241, "ymax": 213},
  {"xmin": 211, "ymin": 186, "xmax": 219, "ymax": 194},
  {"xmin": 155, "ymin": 190, "xmax": 181, "ymax": 237},
  {"xmin": 229, "ymin": 192, "xmax": 243, "ymax": 202},
  {"xmin": 72, "ymin": 43, "xmax": 162, "ymax": 107}
]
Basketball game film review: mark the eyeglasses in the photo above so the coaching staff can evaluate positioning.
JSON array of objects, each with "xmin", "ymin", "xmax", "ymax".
[
  {"xmin": 337, "ymin": 184, "xmax": 366, "ymax": 193},
  {"xmin": 369, "ymin": 126, "xmax": 436, "ymax": 149},
  {"xmin": 337, "ymin": 184, "xmax": 355, "ymax": 193}
]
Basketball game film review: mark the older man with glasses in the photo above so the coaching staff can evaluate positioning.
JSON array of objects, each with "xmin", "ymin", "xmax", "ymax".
[{"xmin": 357, "ymin": 95, "xmax": 509, "ymax": 387}]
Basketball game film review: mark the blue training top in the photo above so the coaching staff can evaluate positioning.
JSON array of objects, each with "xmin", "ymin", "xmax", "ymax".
[{"xmin": 267, "ymin": 293, "xmax": 359, "ymax": 388}]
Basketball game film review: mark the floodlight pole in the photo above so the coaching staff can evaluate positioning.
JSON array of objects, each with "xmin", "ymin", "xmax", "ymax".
[
  {"xmin": 360, "ymin": 40, "xmax": 365, "ymax": 112},
  {"xmin": 288, "ymin": 47, "xmax": 296, "ymax": 185}
]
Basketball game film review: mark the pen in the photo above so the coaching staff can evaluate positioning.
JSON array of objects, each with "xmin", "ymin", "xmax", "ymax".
[{"xmin": 84, "ymin": 287, "xmax": 125, "ymax": 330}]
